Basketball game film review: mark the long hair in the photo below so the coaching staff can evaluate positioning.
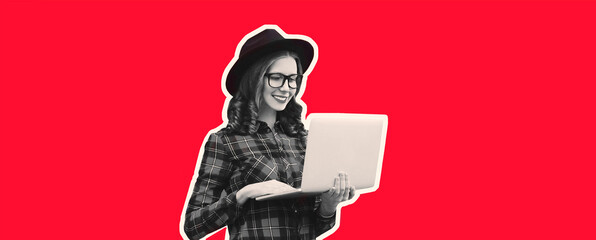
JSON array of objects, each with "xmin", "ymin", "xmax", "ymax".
[{"xmin": 224, "ymin": 51, "xmax": 307, "ymax": 141}]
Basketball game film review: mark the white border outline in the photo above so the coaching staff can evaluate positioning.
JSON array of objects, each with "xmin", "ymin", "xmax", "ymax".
[{"xmin": 179, "ymin": 25, "xmax": 387, "ymax": 240}]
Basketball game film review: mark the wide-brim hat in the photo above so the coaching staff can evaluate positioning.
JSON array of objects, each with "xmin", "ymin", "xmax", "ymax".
[{"xmin": 226, "ymin": 28, "xmax": 315, "ymax": 96}]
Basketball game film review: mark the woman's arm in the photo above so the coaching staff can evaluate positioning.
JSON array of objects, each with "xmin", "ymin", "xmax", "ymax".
[
  {"xmin": 183, "ymin": 133, "xmax": 243, "ymax": 240},
  {"xmin": 315, "ymin": 172, "xmax": 356, "ymax": 236},
  {"xmin": 314, "ymin": 196, "xmax": 337, "ymax": 236}
]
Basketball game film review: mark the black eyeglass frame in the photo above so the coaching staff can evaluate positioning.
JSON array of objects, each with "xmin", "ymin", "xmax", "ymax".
[{"xmin": 264, "ymin": 73, "xmax": 303, "ymax": 89}]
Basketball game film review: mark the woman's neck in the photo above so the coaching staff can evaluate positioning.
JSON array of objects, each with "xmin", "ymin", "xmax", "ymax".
[{"xmin": 258, "ymin": 106, "xmax": 277, "ymax": 130}]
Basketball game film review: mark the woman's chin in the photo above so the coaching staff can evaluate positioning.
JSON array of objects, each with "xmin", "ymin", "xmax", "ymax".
[
  {"xmin": 265, "ymin": 101, "xmax": 289, "ymax": 112},
  {"xmin": 273, "ymin": 105, "xmax": 288, "ymax": 112}
]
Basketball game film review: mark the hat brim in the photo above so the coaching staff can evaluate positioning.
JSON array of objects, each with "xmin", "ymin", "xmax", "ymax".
[{"xmin": 226, "ymin": 39, "xmax": 314, "ymax": 96}]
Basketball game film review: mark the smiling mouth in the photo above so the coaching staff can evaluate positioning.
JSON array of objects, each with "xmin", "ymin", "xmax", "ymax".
[{"xmin": 272, "ymin": 95, "xmax": 288, "ymax": 102}]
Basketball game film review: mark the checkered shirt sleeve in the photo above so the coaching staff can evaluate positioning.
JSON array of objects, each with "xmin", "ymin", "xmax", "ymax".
[{"xmin": 184, "ymin": 133, "xmax": 244, "ymax": 239}]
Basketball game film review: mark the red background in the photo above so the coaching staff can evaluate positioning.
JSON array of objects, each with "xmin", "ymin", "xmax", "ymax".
[{"xmin": 1, "ymin": 0, "xmax": 595, "ymax": 239}]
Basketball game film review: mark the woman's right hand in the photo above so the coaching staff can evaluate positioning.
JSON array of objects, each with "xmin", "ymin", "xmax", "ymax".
[{"xmin": 236, "ymin": 180, "xmax": 295, "ymax": 205}]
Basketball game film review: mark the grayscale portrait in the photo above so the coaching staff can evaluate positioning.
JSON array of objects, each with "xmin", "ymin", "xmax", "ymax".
[{"xmin": 181, "ymin": 25, "xmax": 386, "ymax": 240}]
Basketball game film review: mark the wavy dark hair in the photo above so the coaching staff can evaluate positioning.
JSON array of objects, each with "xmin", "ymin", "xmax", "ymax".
[{"xmin": 224, "ymin": 51, "xmax": 307, "ymax": 141}]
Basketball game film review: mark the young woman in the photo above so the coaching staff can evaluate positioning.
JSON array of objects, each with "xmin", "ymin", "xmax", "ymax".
[{"xmin": 183, "ymin": 27, "xmax": 355, "ymax": 240}]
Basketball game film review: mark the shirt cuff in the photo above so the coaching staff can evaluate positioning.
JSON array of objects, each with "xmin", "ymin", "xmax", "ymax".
[
  {"xmin": 317, "ymin": 209, "xmax": 336, "ymax": 219},
  {"xmin": 224, "ymin": 191, "xmax": 244, "ymax": 221}
]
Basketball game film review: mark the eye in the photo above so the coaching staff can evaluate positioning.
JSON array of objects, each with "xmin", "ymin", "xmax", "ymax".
[{"xmin": 268, "ymin": 73, "xmax": 284, "ymax": 81}]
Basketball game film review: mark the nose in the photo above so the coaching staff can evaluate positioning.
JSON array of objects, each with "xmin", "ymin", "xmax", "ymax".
[{"xmin": 279, "ymin": 79, "xmax": 291, "ymax": 92}]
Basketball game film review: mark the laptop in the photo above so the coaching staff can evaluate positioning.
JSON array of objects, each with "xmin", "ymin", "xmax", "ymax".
[{"xmin": 255, "ymin": 113, "xmax": 388, "ymax": 201}]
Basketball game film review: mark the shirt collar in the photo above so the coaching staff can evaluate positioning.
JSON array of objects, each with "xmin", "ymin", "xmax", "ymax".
[{"xmin": 256, "ymin": 120, "xmax": 284, "ymax": 133}]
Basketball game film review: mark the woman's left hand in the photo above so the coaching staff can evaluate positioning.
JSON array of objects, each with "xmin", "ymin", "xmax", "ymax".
[{"xmin": 319, "ymin": 172, "xmax": 356, "ymax": 216}]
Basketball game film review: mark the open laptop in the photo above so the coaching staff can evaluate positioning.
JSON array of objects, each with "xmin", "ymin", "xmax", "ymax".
[{"xmin": 255, "ymin": 113, "xmax": 388, "ymax": 201}]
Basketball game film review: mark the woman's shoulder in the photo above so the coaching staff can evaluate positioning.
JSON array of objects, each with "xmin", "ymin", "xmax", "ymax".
[
  {"xmin": 207, "ymin": 128, "xmax": 253, "ymax": 142},
  {"xmin": 206, "ymin": 128, "xmax": 231, "ymax": 140}
]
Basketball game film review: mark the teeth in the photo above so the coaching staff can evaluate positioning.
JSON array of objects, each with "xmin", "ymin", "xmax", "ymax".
[{"xmin": 273, "ymin": 96, "xmax": 287, "ymax": 101}]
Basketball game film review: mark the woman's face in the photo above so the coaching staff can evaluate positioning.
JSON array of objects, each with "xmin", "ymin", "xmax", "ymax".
[{"xmin": 261, "ymin": 56, "xmax": 298, "ymax": 112}]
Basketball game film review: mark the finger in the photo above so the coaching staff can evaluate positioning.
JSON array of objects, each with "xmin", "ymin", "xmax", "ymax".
[
  {"xmin": 345, "ymin": 172, "xmax": 350, "ymax": 188},
  {"xmin": 340, "ymin": 172, "xmax": 346, "ymax": 193},
  {"xmin": 338, "ymin": 173, "xmax": 345, "ymax": 198},
  {"xmin": 348, "ymin": 186, "xmax": 356, "ymax": 200},
  {"xmin": 337, "ymin": 172, "xmax": 346, "ymax": 200},
  {"xmin": 342, "ymin": 174, "xmax": 350, "ymax": 201},
  {"xmin": 335, "ymin": 173, "xmax": 342, "ymax": 197},
  {"xmin": 333, "ymin": 176, "xmax": 340, "ymax": 197}
]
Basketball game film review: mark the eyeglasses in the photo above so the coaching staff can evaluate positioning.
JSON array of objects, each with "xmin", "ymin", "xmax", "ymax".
[{"xmin": 265, "ymin": 73, "xmax": 302, "ymax": 89}]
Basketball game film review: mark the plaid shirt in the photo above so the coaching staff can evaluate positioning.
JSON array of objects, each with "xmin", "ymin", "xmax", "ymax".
[{"xmin": 184, "ymin": 121, "xmax": 336, "ymax": 240}]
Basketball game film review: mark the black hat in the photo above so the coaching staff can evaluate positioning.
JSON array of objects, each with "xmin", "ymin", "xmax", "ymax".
[{"xmin": 225, "ymin": 28, "xmax": 315, "ymax": 96}]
